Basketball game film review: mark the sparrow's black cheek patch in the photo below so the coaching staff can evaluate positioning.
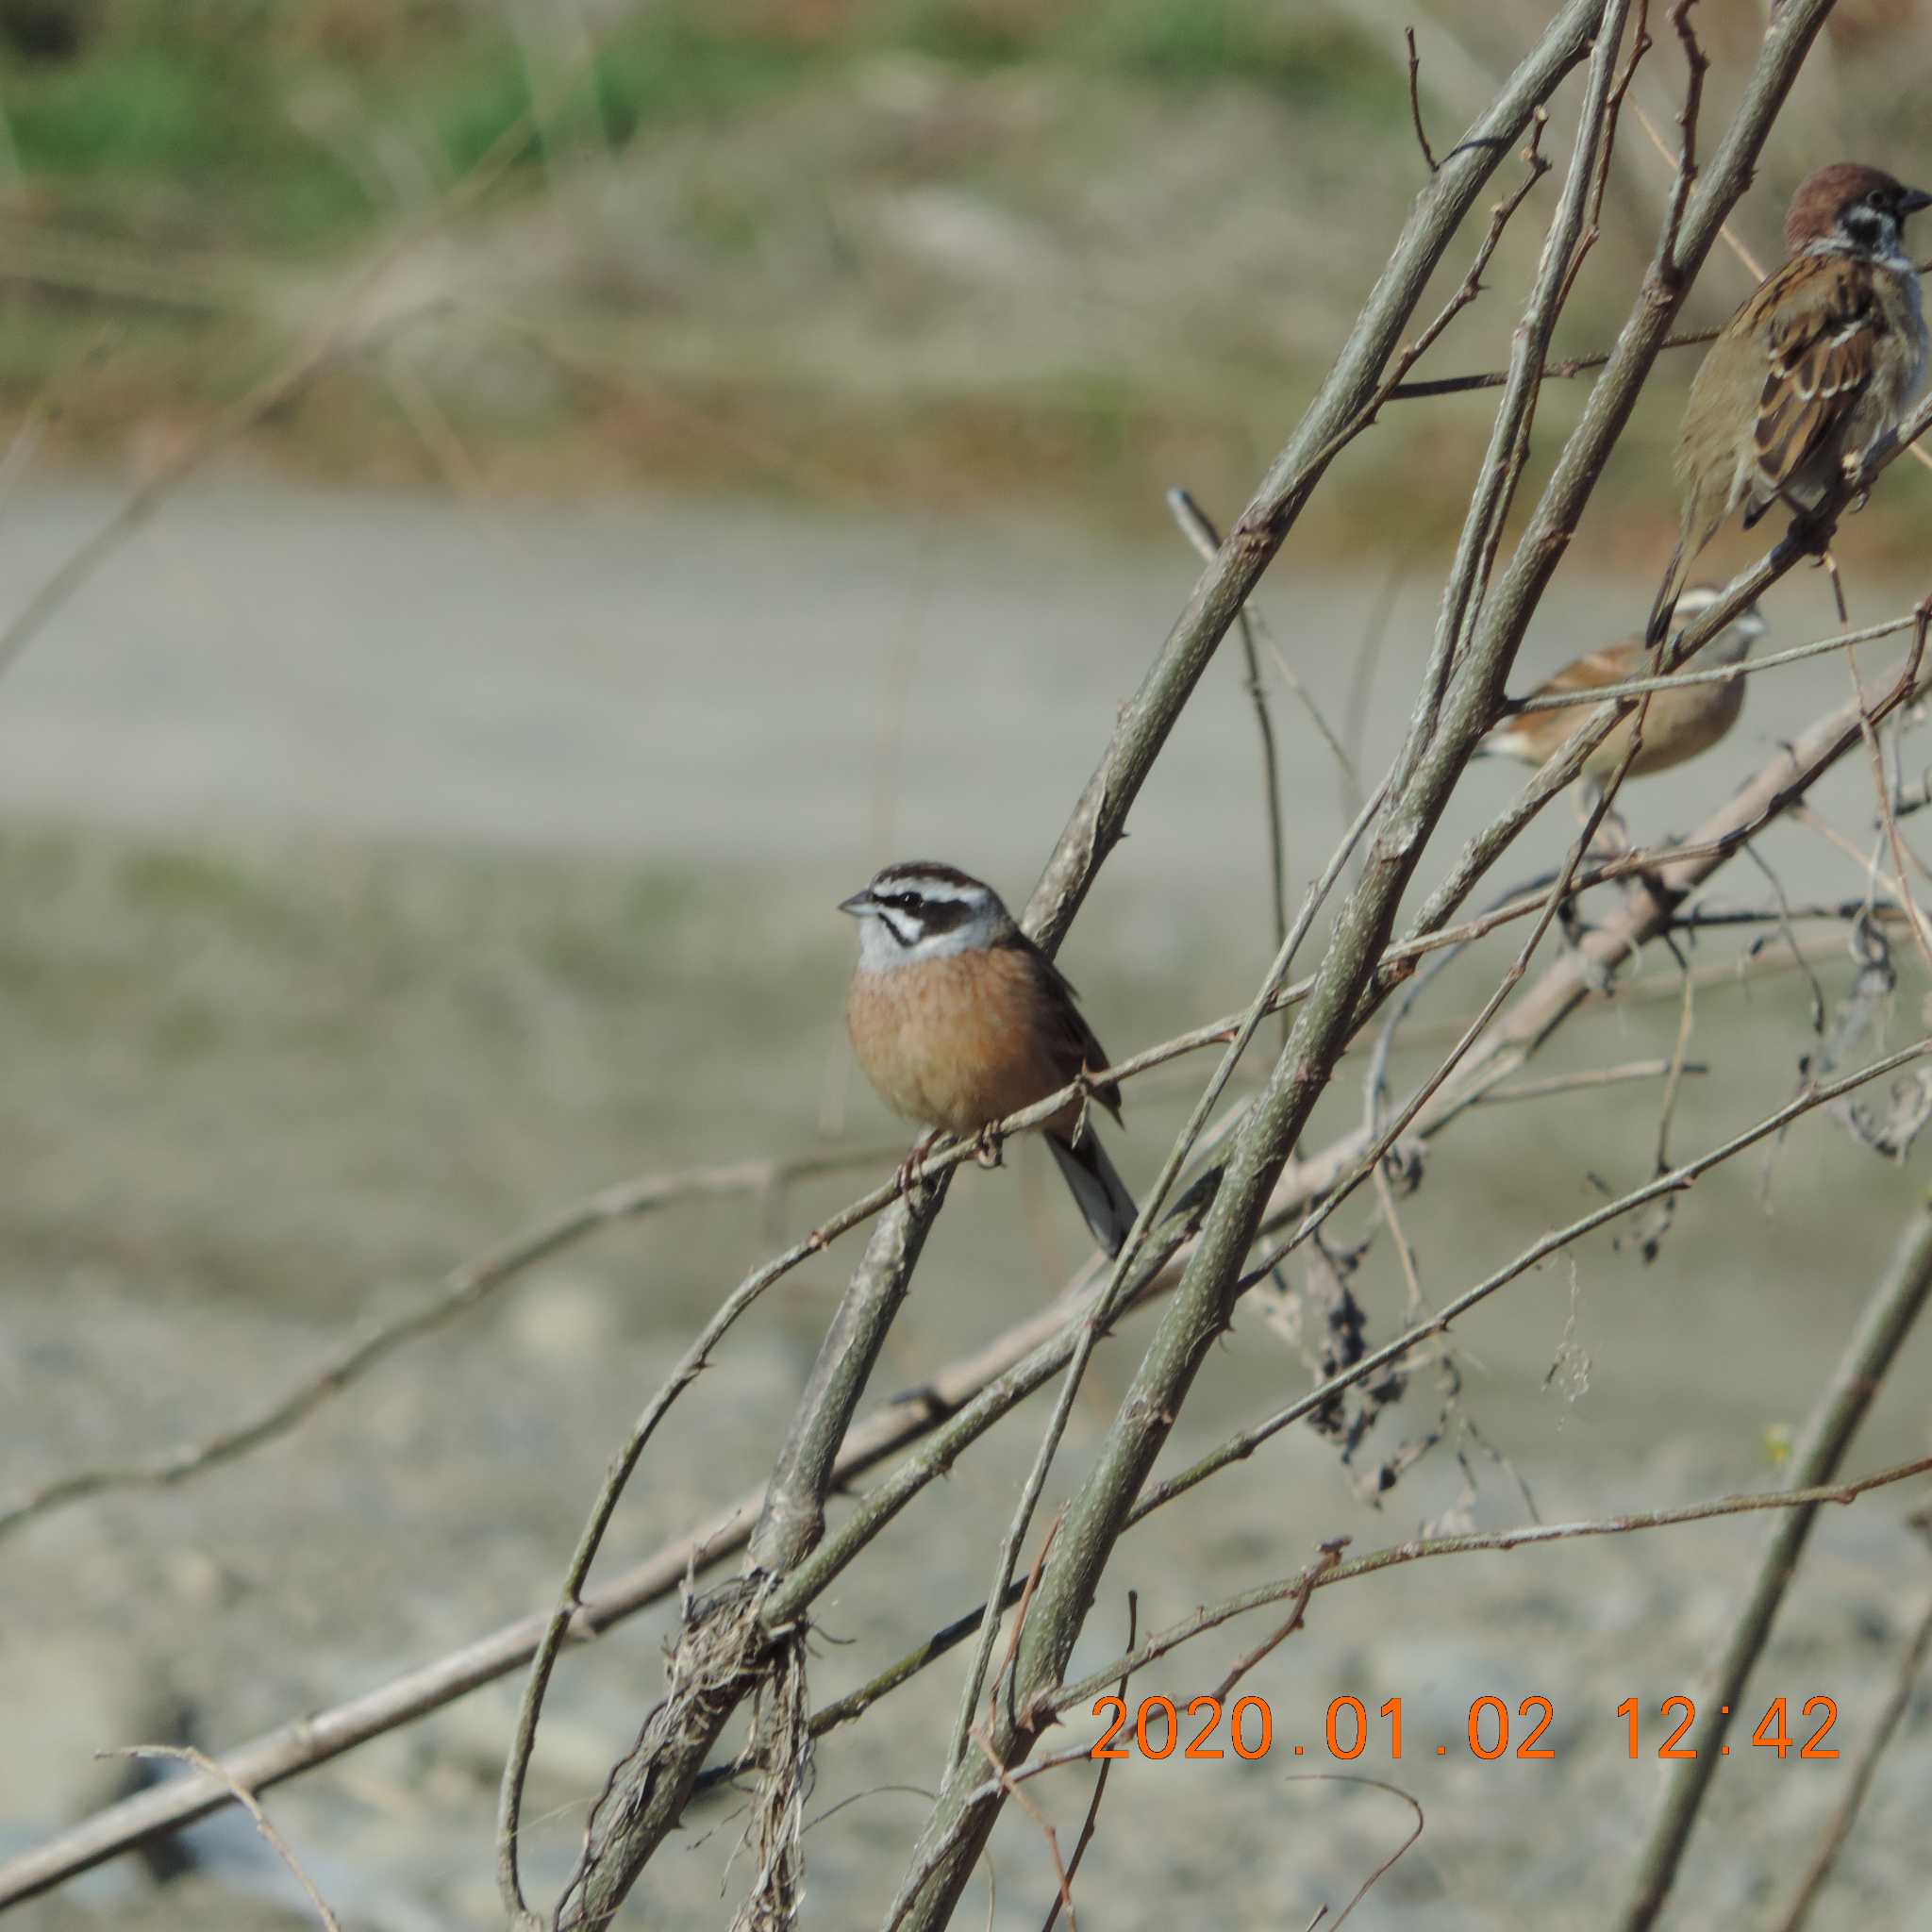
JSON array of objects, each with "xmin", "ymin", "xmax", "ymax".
[{"xmin": 1842, "ymin": 208, "xmax": 1886, "ymax": 254}]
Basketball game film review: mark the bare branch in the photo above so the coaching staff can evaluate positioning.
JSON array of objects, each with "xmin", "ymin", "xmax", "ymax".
[
  {"xmin": 1657, "ymin": 0, "xmax": 1710, "ymax": 277},
  {"xmin": 1385, "ymin": 324, "xmax": 1716, "ymax": 400},
  {"xmin": 1476, "ymin": 1057, "xmax": 1701, "ymax": 1102}
]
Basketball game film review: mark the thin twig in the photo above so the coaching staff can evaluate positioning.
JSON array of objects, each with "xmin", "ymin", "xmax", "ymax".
[
  {"xmin": 1274, "ymin": 112, "xmax": 1554, "ymax": 485},
  {"xmin": 1320, "ymin": 1777, "xmax": 1426, "ymax": 1929},
  {"xmin": 1052, "ymin": 1452, "xmax": 1932, "ymax": 1717},
  {"xmin": 104, "ymin": 1747, "xmax": 342, "ymax": 1932},
  {"xmin": 1317, "ymin": 763, "xmax": 1637, "ymax": 1265},
  {"xmin": 1651, "ymin": 951, "xmax": 1697, "ymax": 1175},
  {"xmin": 969, "ymin": 1726, "xmax": 1075, "ymax": 1932},
  {"xmin": 1040, "ymin": 1593, "xmax": 1136, "ymax": 1932},
  {"xmin": 1341, "ymin": 553, "xmax": 1410, "ymax": 831},
  {"xmin": 1476, "ymin": 1057, "xmax": 1699, "ymax": 1102},
  {"xmin": 1404, "ymin": 27, "xmax": 1438, "ymax": 172},
  {"xmin": 992, "ymin": 1514, "xmax": 1062, "ymax": 1742},
  {"xmin": 1384, "ymin": 324, "xmax": 1718, "ymax": 400},
  {"xmin": 1168, "ymin": 488, "xmax": 1290, "ymax": 1027},
  {"xmin": 1207, "ymin": 1544, "xmax": 1344, "ymax": 1702},
  {"xmin": 1772, "ymin": 1576, "xmax": 1932, "ymax": 1932},
  {"xmin": 0, "ymin": 1151, "xmax": 891, "ymax": 1547},
  {"xmin": 1847, "ymin": 647, "xmax": 1932, "ymax": 976},
  {"xmin": 1657, "ymin": 0, "xmax": 1710, "ymax": 276},
  {"xmin": 1507, "ymin": 608, "xmax": 1924, "ymax": 710}
]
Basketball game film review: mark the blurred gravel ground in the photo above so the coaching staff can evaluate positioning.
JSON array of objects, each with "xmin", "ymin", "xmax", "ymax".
[{"xmin": 2, "ymin": 484, "xmax": 1930, "ymax": 1926}]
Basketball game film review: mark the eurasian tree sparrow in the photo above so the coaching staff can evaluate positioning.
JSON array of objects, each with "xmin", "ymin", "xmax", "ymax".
[
  {"xmin": 840, "ymin": 862, "xmax": 1137, "ymax": 1257},
  {"xmin": 1648, "ymin": 161, "xmax": 1930, "ymax": 645},
  {"xmin": 1479, "ymin": 587, "xmax": 1768, "ymax": 782}
]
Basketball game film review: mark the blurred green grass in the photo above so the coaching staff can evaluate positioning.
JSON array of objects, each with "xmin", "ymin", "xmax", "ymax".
[
  {"xmin": 0, "ymin": 1, "xmax": 1391, "ymax": 244},
  {"xmin": 0, "ymin": 0, "xmax": 1926, "ymax": 543}
]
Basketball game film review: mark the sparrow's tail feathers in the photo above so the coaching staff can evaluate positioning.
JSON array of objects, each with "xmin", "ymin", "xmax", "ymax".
[
  {"xmin": 1646, "ymin": 541, "xmax": 1690, "ymax": 651},
  {"xmin": 1050, "ymin": 1124, "xmax": 1137, "ymax": 1257}
]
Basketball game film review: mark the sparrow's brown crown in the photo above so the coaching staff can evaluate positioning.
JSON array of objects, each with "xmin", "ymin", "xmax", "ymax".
[{"xmin": 1783, "ymin": 162, "xmax": 1932, "ymax": 255}]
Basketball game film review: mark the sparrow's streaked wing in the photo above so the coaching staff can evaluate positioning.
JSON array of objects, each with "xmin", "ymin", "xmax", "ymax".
[{"xmin": 1747, "ymin": 253, "xmax": 1882, "ymax": 520}]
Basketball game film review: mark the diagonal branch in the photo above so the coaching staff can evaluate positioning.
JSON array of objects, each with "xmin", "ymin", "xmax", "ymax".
[{"xmin": 1618, "ymin": 1186, "xmax": 1932, "ymax": 1930}]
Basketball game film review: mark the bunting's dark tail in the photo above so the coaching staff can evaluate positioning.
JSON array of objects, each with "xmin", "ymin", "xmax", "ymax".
[{"xmin": 1049, "ymin": 1124, "xmax": 1137, "ymax": 1257}]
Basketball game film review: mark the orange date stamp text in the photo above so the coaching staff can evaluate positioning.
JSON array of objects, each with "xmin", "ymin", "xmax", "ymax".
[{"xmin": 1089, "ymin": 1694, "xmax": 1840, "ymax": 1763}]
